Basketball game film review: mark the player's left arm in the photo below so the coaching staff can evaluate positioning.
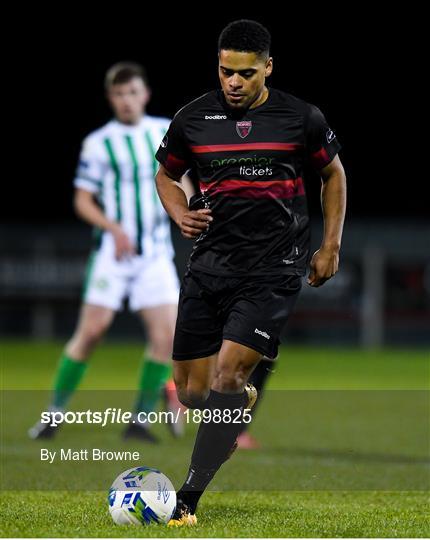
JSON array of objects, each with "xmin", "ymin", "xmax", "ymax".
[{"xmin": 308, "ymin": 154, "xmax": 347, "ymax": 287}]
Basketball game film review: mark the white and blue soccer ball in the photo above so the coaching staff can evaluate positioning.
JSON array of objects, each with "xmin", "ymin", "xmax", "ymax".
[{"xmin": 108, "ymin": 466, "xmax": 176, "ymax": 525}]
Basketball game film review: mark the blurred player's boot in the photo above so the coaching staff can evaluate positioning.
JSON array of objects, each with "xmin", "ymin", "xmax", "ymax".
[
  {"xmin": 123, "ymin": 415, "xmax": 159, "ymax": 444},
  {"xmin": 244, "ymin": 382, "xmax": 258, "ymax": 410},
  {"xmin": 237, "ymin": 431, "xmax": 261, "ymax": 449},
  {"xmin": 28, "ymin": 407, "xmax": 63, "ymax": 440},
  {"xmin": 163, "ymin": 379, "xmax": 186, "ymax": 438},
  {"xmin": 167, "ymin": 499, "xmax": 197, "ymax": 527},
  {"xmin": 225, "ymin": 383, "xmax": 258, "ymax": 460}
]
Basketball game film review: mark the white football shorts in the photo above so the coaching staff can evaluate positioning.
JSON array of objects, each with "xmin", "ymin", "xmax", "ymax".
[{"xmin": 83, "ymin": 246, "xmax": 180, "ymax": 311}]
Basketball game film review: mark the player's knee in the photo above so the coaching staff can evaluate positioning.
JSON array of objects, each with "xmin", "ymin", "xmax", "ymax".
[
  {"xmin": 80, "ymin": 321, "xmax": 108, "ymax": 347},
  {"xmin": 176, "ymin": 385, "xmax": 209, "ymax": 409},
  {"xmin": 148, "ymin": 332, "xmax": 174, "ymax": 361},
  {"xmin": 212, "ymin": 365, "xmax": 248, "ymax": 393}
]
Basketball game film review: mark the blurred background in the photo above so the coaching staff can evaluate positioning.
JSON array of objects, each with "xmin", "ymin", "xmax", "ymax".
[{"xmin": 2, "ymin": 10, "xmax": 428, "ymax": 348}]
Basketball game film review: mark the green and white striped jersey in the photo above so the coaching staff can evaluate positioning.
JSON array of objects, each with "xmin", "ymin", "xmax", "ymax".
[{"xmin": 74, "ymin": 115, "xmax": 173, "ymax": 258}]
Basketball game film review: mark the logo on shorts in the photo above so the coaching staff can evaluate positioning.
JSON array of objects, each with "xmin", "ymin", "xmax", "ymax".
[
  {"xmin": 326, "ymin": 129, "xmax": 336, "ymax": 144},
  {"xmin": 254, "ymin": 328, "xmax": 270, "ymax": 340},
  {"xmin": 236, "ymin": 121, "xmax": 252, "ymax": 138},
  {"xmin": 94, "ymin": 278, "xmax": 109, "ymax": 290}
]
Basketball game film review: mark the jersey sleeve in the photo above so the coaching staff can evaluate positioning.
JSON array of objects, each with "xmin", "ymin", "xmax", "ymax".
[
  {"xmin": 74, "ymin": 136, "xmax": 104, "ymax": 193},
  {"xmin": 305, "ymin": 104, "xmax": 341, "ymax": 170},
  {"xmin": 155, "ymin": 114, "xmax": 191, "ymax": 178}
]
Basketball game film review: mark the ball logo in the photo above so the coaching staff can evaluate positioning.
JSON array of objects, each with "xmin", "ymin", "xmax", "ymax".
[
  {"xmin": 236, "ymin": 121, "xmax": 252, "ymax": 138},
  {"xmin": 162, "ymin": 484, "xmax": 170, "ymax": 504}
]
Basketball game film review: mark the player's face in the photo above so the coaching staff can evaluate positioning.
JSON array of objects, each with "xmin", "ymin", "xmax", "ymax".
[
  {"xmin": 219, "ymin": 50, "xmax": 273, "ymax": 110},
  {"xmin": 107, "ymin": 77, "xmax": 150, "ymax": 124}
]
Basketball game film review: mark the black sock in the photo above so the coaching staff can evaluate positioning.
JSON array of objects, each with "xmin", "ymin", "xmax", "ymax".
[
  {"xmin": 238, "ymin": 358, "xmax": 274, "ymax": 435},
  {"xmin": 177, "ymin": 389, "xmax": 247, "ymax": 512}
]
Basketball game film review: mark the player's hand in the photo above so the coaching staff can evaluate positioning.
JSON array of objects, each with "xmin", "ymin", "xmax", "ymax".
[
  {"xmin": 179, "ymin": 208, "xmax": 213, "ymax": 239},
  {"xmin": 111, "ymin": 225, "xmax": 135, "ymax": 260},
  {"xmin": 307, "ymin": 246, "xmax": 339, "ymax": 287}
]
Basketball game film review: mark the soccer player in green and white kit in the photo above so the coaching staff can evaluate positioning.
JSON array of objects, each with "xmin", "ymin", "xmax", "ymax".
[{"xmin": 29, "ymin": 62, "xmax": 186, "ymax": 443}]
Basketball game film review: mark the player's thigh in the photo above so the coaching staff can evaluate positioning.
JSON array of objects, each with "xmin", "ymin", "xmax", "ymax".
[
  {"xmin": 83, "ymin": 249, "xmax": 129, "ymax": 311},
  {"xmin": 138, "ymin": 304, "xmax": 177, "ymax": 338},
  {"xmin": 129, "ymin": 256, "xmax": 180, "ymax": 311},
  {"xmin": 137, "ymin": 304, "xmax": 177, "ymax": 360},
  {"xmin": 212, "ymin": 339, "xmax": 263, "ymax": 392},
  {"xmin": 172, "ymin": 271, "xmax": 223, "ymax": 362},
  {"xmin": 223, "ymin": 275, "xmax": 302, "ymax": 360}
]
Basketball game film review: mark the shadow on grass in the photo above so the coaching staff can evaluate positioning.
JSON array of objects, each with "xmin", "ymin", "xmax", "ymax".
[{"xmin": 267, "ymin": 446, "xmax": 430, "ymax": 465}]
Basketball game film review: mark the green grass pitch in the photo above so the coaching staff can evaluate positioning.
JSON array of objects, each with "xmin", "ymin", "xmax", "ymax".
[{"xmin": 1, "ymin": 341, "xmax": 429, "ymax": 537}]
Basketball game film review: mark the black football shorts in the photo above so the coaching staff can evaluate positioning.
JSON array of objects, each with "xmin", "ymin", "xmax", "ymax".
[{"xmin": 172, "ymin": 269, "xmax": 302, "ymax": 360}]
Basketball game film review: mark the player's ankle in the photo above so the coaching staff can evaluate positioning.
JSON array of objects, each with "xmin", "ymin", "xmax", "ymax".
[{"xmin": 176, "ymin": 490, "xmax": 201, "ymax": 515}]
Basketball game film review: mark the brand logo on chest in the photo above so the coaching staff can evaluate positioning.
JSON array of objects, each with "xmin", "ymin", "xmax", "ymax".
[{"xmin": 236, "ymin": 121, "xmax": 252, "ymax": 138}]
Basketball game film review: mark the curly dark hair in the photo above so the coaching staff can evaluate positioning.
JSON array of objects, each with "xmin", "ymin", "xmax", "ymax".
[{"xmin": 218, "ymin": 20, "xmax": 271, "ymax": 58}]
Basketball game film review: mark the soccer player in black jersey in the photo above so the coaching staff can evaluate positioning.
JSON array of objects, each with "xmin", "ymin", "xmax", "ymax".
[{"xmin": 155, "ymin": 19, "xmax": 346, "ymax": 525}]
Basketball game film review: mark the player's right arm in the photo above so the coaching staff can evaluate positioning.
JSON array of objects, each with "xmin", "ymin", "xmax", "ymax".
[
  {"xmin": 73, "ymin": 189, "xmax": 134, "ymax": 259},
  {"xmin": 74, "ymin": 135, "xmax": 134, "ymax": 260},
  {"xmin": 156, "ymin": 165, "xmax": 212, "ymax": 239},
  {"xmin": 155, "ymin": 113, "xmax": 212, "ymax": 239}
]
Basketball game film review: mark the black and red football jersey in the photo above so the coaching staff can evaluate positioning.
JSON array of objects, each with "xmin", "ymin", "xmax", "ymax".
[{"xmin": 156, "ymin": 88, "xmax": 341, "ymax": 277}]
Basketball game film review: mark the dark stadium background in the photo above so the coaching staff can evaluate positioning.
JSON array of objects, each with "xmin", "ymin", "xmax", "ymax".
[
  {"xmin": 7, "ymin": 11, "xmax": 422, "ymax": 221},
  {"xmin": 2, "ymin": 11, "xmax": 428, "ymax": 345},
  {"xmin": 1, "ymin": 14, "xmax": 428, "ymax": 538}
]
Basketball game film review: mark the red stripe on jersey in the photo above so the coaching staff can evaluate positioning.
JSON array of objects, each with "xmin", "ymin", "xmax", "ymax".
[
  {"xmin": 200, "ymin": 178, "xmax": 305, "ymax": 199},
  {"xmin": 164, "ymin": 153, "xmax": 187, "ymax": 176},
  {"xmin": 296, "ymin": 176, "xmax": 305, "ymax": 196},
  {"xmin": 311, "ymin": 147, "xmax": 330, "ymax": 169},
  {"xmin": 191, "ymin": 142, "xmax": 302, "ymax": 153}
]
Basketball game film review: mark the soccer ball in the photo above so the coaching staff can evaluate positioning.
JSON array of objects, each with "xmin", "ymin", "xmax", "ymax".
[{"xmin": 108, "ymin": 466, "xmax": 176, "ymax": 525}]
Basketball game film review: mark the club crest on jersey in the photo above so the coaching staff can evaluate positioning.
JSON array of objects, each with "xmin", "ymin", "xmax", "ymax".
[{"xmin": 236, "ymin": 121, "xmax": 252, "ymax": 138}]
